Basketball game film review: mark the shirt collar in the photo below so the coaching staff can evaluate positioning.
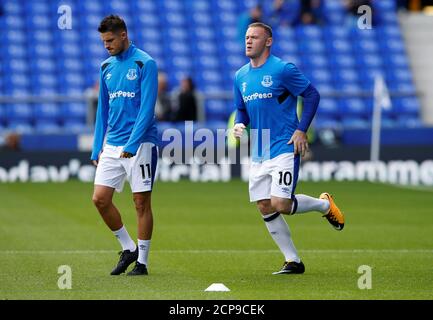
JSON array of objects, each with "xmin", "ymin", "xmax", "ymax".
[{"xmin": 116, "ymin": 42, "xmax": 135, "ymax": 61}]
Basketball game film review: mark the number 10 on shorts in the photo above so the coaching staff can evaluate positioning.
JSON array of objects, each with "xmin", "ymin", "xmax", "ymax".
[{"xmin": 278, "ymin": 171, "xmax": 292, "ymax": 186}]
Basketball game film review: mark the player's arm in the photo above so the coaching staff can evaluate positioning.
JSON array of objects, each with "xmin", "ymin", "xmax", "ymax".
[
  {"xmin": 283, "ymin": 63, "xmax": 319, "ymax": 156},
  {"xmin": 233, "ymin": 82, "xmax": 250, "ymax": 139},
  {"xmin": 289, "ymin": 83, "xmax": 320, "ymax": 156},
  {"xmin": 122, "ymin": 59, "xmax": 158, "ymax": 157},
  {"xmin": 91, "ymin": 68, "xmax": 110, "ymax": 165}
]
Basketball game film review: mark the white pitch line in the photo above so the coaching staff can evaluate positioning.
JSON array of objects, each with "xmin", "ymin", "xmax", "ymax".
[
  {"xmin": 0, "ymin": 249, "xmax": 432, "ymax": 254},
  {"xmin": 384, "ymin": 183, "xmax": 433, "ymax": 193}
]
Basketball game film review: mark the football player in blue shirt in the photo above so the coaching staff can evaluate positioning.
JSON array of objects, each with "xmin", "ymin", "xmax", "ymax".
[
  {"xmin": 233, "ymin": 22, "xmax": 345, "ymax": 275},
  {"xmin": 91, "ymin": 15, "xmax": 158, "ymax": 276}
]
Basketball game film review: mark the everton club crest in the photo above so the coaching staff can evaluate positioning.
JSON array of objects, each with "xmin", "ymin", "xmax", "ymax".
[
  {"xmin": 126, "ymin": 69, "xmax": 137, "ymax": 80},
  {"xmin": 261, "ymin": 75, "xmax": 273, "ymax": 87}
]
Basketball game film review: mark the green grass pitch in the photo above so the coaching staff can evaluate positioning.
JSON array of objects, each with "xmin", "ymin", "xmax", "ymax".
[{"xmin": 0, "ymin": 180, "xmax": 432, "ymax": 300}]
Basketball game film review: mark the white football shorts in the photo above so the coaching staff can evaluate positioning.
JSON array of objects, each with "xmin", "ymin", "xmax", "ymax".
[
  {"xmin": 94, "ymin": 143, "xmax": 158, "ymax": 193},
  {"xmin": 249, "ymin": 152, "xmax": 300, "ymax": 202}
]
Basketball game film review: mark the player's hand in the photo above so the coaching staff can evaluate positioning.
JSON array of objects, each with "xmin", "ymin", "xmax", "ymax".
[
  {"xmin": 120, "ymin": 151, "xmax": 133, "ymax": 158},
  {"xmin": 92, "ymin": 151, "xmax": 102, "ymax": 166},
  {"xmin": 288, "ymin": 129, "xmax": 309, "ymax": 157},
  {"xmin": 233, "ymin": 123, "xmax": 246, "ymax": 139}
]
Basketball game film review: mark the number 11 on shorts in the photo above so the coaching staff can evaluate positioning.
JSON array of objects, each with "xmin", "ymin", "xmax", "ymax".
[{"xmin": 140, "ymin": 164, "xmax": 151, "ymax": 179}]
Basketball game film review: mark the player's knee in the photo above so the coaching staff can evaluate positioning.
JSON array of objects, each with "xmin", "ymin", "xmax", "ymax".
[
  {"xmin": 92, "ymin": 194, "xmax": 111, "ymax": 210},
  {"xmin": 257, "ymin": 200, "xmax": 274, "ymax": 215},
  {"xmin": 271, "ymin": 198, "xmax": 293, "ymax": 214},
  {"xmin": 133, "ymin": 197, "xmax": 151, "ymax": 216}
]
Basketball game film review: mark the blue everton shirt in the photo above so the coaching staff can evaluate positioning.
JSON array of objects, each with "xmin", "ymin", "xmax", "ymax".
[
  {"xmin": 234, "ymin": 54, "xmax": 310, "ymax": 162},
  {"xmin": 91, "ymin": 43, "xmax": 158, "ymax": 160}
]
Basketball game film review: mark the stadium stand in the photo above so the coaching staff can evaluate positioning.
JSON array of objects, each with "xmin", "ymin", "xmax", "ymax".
[{"xmin": 0, "ymin": 0, "xmax": 424, "ymax": 137}]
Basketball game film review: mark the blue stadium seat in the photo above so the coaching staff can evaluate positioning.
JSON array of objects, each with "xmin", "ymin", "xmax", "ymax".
[
  {"xmin": 340, "ymin": 98, "xmax": 370, "ymax": 118},
  {"xmin": 34, "ymin": 103, "xmax": 61, "ymax": 122},
  {"xmin": 341, "ymin": 117, "xmax": 370, "ymax": 129},
  {"xmin": 4, "ymin": 30, "xmax": 26, "ymax": 44},
  {"xmin": 61, "ymin": 103, "xmax": 87, "ymax": 121},
  {"xmin": 379, "ymin": 38, "xmax": 405, "ymax": 54},
  {"xmin": 32, "ymin": 74, "xmax": 57, "ymax": 89},
  {"xmin": 386, "ymin": 67, "xmax": 413, "ymax": 83},
  {"xmin": 0, "ymin": 105, "xmax": 7, "ymax": 126},
  {"xmin": 191, "ymin": 27, "xmax": 216, "ymax": 41},
  {"xmin": 189, "ymin": 12, "xmax": 213, "ymax": 26},
  {"xmin": 184, "ymin": 0, "xmax": 211, "ymax": 12},
  {"xmin": 25, "ymin": 15, "xmax": 51, "ymax": 30},
  {"xmin": 220, "ymin": 26, "xmax": 238, "ymax": 41},
  {"xmin": 298, "ymin": 40, "xmax": 326, "ymax": 53},
  {"xmin": 63, "ymin": 120, "xmax": 89, "ymax": 134},
  {"xmin": 329, "ymin": 54, "xmax": 356, "ymax": 68},
  {"xmin": 7, "ymin": 121, "xmax": 34, "ymax": 134},
  {"xmin": 295, "ymin": 25, "xmax": 323, "ymax": 40},
  {"xmin": 211, "ymin": 0, "xmax": 237, "ymax": 12},
  {"xmin": 357, "ymin": 53, "xmax": 383, "ymax": 68},
  {"xmin": 274, "ymin": 26, "xmax": 296, "ymax": 41},
  {"xmin": 194, "ymin": 56, "xmax": 220, "ymax": 70},
  {"xmin": 160, "ymin": 12, "xmax": 187, "ymax": 27},
  {"xmin": 335, "ymin": 82, "xmax": 362, "ymax": 94},
  {"xmin": 132, "ymin": 0, "xmax": 157, "ymax": 12},
  {"xmin": 273, "ymin": 38, "xmax": 298, "ymax": 55},
  {"xmin": 353, "ymin": 39, "xmax": 379, "ymax": 53},
  {"xmin": 314, "ymin": 117, "xmax": 341, "ymax": 130},
  {"xmin": 333, "ymin": 68, "xmax": 359, "ymax": 84},
  {"xmin": 7, "ymin": 104, "xmax": 33, "ymax": 122},
  {"xmin": 3, "ymin": 59, "xmax": 29, "ymax": 73},
  {"xmin": 3, "ymin": 16, "xmax": 25, "ymax": 30},
  {"xmin": 396, "ymin": 116, "xmax": 424, "ymax": 128},
  {"xmin": 29, "ymin": 44, "xmax": 55, "ymax": 59},
  {"xmin": 325, "ymin": 38, "xmax": 352, "ymax": 54},
  {"xmin": 205, "ymin": 100, "xmax": 229, "ymax": 121},
  {"xmin": 386, "ymin": 53, "xmax": 410, "ymax": 69},
  {"xmin": 34, "ymin": 120, "xmax": 62, "ymax": 133},
  {"xmin": 27, "ymin": 30, "xmax": 53, "ymax": 43},
  {"xmin": 158, "ymin": 0, "xmax": 184, "ymax": 11},
  {"xmin": 218, "ymin": 40, "xmax": 243, "ymax": 56},
  {"xmin": 77, "ymin": 1, "xmax": 104, "ymax": 14},
  {"xmin": 5, "ymin": 44, "xmax": 27, "ymax": 59},
  {"xmin": 301, "ymin": 54, "xmax": 328, "ymax": 68},
  {"xmin": 392, "ymin": 97, "xmax": 420, "ymax": 116},
  {"xmin": 317, "ymin": 98, "xmax": 339, "ymax": 119},
  {"xmin": 106, "ymin": 1, "xmax": 130, "ymax": 14},
  {"xmin": 388, "ymin": 81, "xmax": 416, "ymax": 94},
  {"xmin": 2, "ymin": 1, "xmax": 23, "ymax": 15},
  {"xmin": 24, "ymin": 1, "xmax": 50, "ymax": 13},
  {"xmin": 314, "ymin": 82, "xmax": 334, "ymax": 95},
  {"xmin": 307, "ymin": 68, "xmax": 332, "ymax": 84}
]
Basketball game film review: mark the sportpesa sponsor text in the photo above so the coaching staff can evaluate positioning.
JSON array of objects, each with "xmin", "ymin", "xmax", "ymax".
[
  {"xmin": 243, "ymin": 92, "xmax": 273, "ymax": 103},
  {"xmin": 109, "ymin": 90, "xmax": 136, "ymax": 99}
]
